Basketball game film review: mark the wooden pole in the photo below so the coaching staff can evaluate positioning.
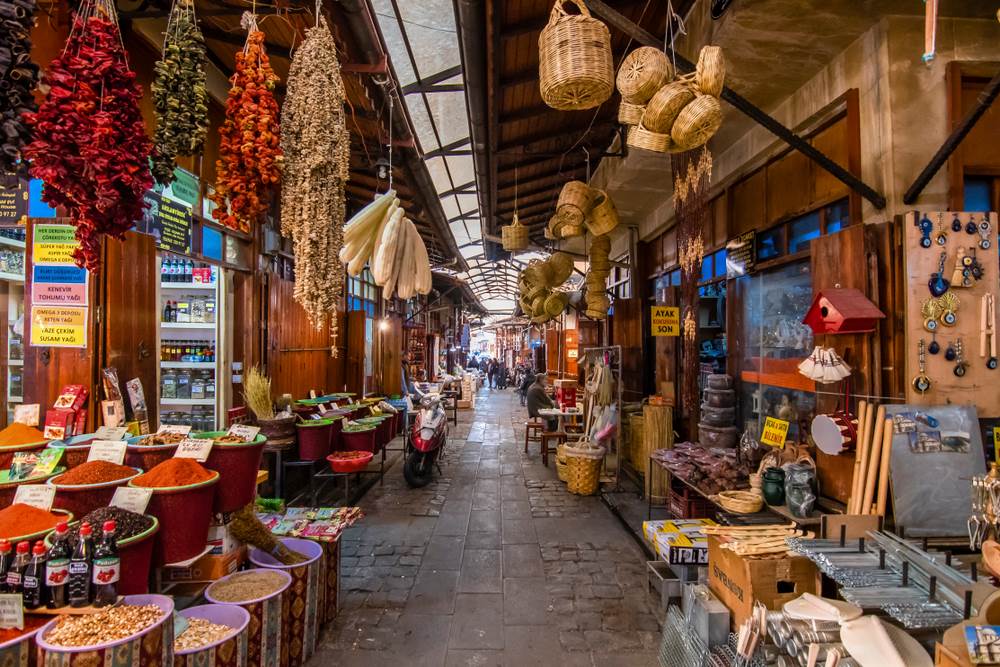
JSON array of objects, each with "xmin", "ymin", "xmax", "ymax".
[
  {"xmin": 861, "ymin": 406, "xmax": 887, "ymax": 514},
  {"xmin": 876, "ymin": 418, "xmax": 894, "ymax": 516},
  {"xmin": 848, "ymin": 401, "xmax": 867, "ymax": 514}
]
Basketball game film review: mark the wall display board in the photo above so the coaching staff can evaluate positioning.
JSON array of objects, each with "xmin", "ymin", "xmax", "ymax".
[
  {"xmin": 903, "ymin": 212, "xmax": 1000, "ymax": 416},
  {"xmin": 883, "ymin": 403, "xmax": 985, "ymax": 537}
]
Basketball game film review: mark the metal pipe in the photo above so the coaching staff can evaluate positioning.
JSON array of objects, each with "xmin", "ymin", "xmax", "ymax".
[{"xmin": 903, "ymin": 69, "xmax": 1000, "ymax": 204}]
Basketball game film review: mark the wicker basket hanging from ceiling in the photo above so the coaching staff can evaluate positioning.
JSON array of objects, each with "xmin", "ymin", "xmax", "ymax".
[
  {"xmin": 618, "ymin": 101, "xmax": 644, "ymax": 126},
  {"xmin": 590, "ymin": 233, "xmax": 611, "ymax": 253},
  {"xmin": 671, "ymin": 95, "xmax": 723, "ymax": 151},
  {"xmin": 626, "ymin": 125, "xmax": 673, "ymax": 153},
  {"xmin": 538, "ymin": 0, "xmax": 614, "ymax": 111},
  {"xmin": 547, "ymin": 251, "xmax": 574, "ymax": 285},
  {"xmin": 558, "ymin": 180, "xmax": 598, "ymax": 217},
  {"xmin": 643, "ymin": 79, "xmax": 696, "ymax": 134},
  {"xmin": 531, "ymin": 293, "xmax": 550, "ymax": 317},
  {"xmin": 543, "ymin": 223, "xmax": 558, "ymax": 241},
  {"xmin": 585, "ymin": 190, "xmax": 619, "ymax": 236},
  {"xmin": 616, "ymin": 46, "xmax": 673, "ymax": 104},
  {"xmin": 544, "ymin": 292, "xmax": 569, "ymax": 318},
  {"xmin": 501, "ymin": 213, "xmax": 529, "ymax": 251},
  {"xmin": 695, "ymin": 45, "xmax": 725, "ymax": 97}
]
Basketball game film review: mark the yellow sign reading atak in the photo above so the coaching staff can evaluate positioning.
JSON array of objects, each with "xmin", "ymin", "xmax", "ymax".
[
  {"xmin": 30, "ymin": 306, "xmax": 87, "ymax": 348},
  {"xmin": 760, "ymin": 417, "xmax": 790, "ymax": 448},
  {"xmin": 651, "ymin": 306, "xmax": 680, "ymax": 337}
]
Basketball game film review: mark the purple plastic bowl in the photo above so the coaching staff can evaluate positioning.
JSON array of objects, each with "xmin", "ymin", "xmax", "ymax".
[
  {"xmin": 176, "ymin": 604, "xmax": 250, "ymax": 656},
  {"xmin": 204, "ymin": 568, "xmax": 292, "ymax": 606},
  {"xmin": 248, "ymin": 537, "xmax": 323, "ymax": 570},
  {"xmin": 36, "ymin": 594, "xmax": 174, "ymax": 654}
]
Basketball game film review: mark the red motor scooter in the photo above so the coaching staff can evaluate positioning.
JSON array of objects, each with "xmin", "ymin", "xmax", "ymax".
[{"xmin": 404, "ymin": 393, "xmax": 448, "ymax": 487}]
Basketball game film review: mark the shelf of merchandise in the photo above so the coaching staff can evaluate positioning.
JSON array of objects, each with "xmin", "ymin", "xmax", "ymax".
[
  {"xmin": 161, "ymin": 398, "xmax": 216, "ymax": 406},
  {"xmin": 161, "ymin": 321, "xmax": 216, "ymax": 330},
  {"xmin": 0, "ymin": 272, "xmax": 23, "ymax": 283},
  {"xmin": 160, "ymin": 361, "xmax": 215, "ymax": 369},
  {"xmin": 7, "ymin": 359, "xmax": 22, "ymax": 366},
  {"xmin": 0, "ymin": 237, "xmax": 26, "ymax": 250},
  {"xmin": 160, "ymin": 282, "xmax": 217, "ymax": 290}
]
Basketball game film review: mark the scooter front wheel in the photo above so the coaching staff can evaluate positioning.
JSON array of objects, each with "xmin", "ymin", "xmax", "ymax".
[{"xmin": 404, "ymin": 450, "xmax": 436, "ymax": 488}]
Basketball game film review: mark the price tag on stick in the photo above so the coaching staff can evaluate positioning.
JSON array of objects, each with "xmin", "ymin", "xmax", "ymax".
[
  {"xmin": 13, "ymin": 484, "xmax": 56, "ymax": 511},
  {"xmin": 760, "ymin": 417, "xmax": 790, "ymax": 448},
  {"xmin": 87, "ymin": 441, "xmax": 127, "ymax": 465},
  {"xmin": 111, "ymin": 487, "xmax": 153, "ymax": 514},
  {"xmin": 93, "ymin": 426, "xmax": 128, "ymax": 441},
  {"xmin": 174, "ymin": 438, "xmax": 213, "ymax": 462},
  {"xmin": 226, "ymin": 424, "xmax": 261, "ymax": 442},
  {"xmin": 0, "ymin": 594, "xmax": 24, "ymax": 630},
  {"xmin": 157, "ymin": 424, "xmax": 192, "ymax": 436}
]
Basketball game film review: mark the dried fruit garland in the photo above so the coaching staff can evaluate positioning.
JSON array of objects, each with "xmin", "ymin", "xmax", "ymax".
[
  {"xmin": 280, "ymin": 18, "xmax": 349, "ymax": 351},
  {"xmin": 210, "ymin": 25, "xmax": 281, "ymax": 233},
  {"xmin": 0, "ymin": 0, "xmax": 41, "ymax": 179},
  {"xmin": 151, "ymin": 0, "xmax": 208, "ymax": 186},
  {"xmin": 22, "ymin": 9, "xmax": 152, "ymax": 270}
]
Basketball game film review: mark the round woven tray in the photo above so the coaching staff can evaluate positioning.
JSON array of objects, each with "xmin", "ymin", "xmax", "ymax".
[
  {"xmin": 671, "ymin": 94, "xmax": 723, "ymax": 151},
  {"xmin": 616, "ymin": 46, "xmax": 672, "ymax": 104}
]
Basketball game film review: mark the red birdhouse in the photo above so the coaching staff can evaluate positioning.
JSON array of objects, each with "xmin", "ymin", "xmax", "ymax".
[{"xmin": 802, "ymin": 288, "xmax": 885, "ymax": 334}]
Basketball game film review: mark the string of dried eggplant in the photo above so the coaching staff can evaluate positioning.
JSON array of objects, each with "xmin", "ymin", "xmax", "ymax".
[
  {"xmin": 280, "ymin": 17, "xmax": 349, "ymax": 353},
  {"xmin": 151, "ymin": 0, "xmax": 208, "ymax": 185},
  {"xmin": 0, "ymin": 0, "xmax": 40, "ymax": 179}
]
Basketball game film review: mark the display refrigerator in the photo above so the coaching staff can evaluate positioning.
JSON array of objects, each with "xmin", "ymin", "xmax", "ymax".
[
  {"xmin": 0, "ymin": 228, "xmax": 26, "ymax": 425},
  {"xmin": 157, "ymin": 252, "xmax": 225, "ymax": 430}
]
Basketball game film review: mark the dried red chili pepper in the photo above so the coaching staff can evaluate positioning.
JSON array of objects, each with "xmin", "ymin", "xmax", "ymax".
[
  {"xmin": 22, "ymin": 13, "xmax": 152, "ymax": 270},
  {"xmin": 209, "ymin": 28, "xmax": 281, "ymax": 233}
]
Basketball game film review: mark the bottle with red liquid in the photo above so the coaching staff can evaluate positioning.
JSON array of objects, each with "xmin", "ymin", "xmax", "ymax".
[
  {"xmin": 5, "ymin": 541, "xmax": 29, "ymax": 596},
  {"xmin": 46, "ymin": 522, "xmax": 70, "ymax": 609},
  {"xmin": 0, "ymin": 540, "xmax": 12, "ymax": 593},
  {"xmin": 92, "ymin": 521, "xmax": 119, "ymax": 607},
  {"xmin": 22, "ymin": 541, "xmax": 47, "ymax": 609},
  {"xmin": 69, "ymin": 522, "xmax": 93, "ymax": 608}
]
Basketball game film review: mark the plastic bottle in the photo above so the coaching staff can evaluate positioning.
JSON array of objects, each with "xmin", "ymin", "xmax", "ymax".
[
  {"xmin": 92, "ymin": 521, "xmax": 119, "ymax": 607},
  {"xmin": 46, "ymin": 522, "xmax": 71, "ymax": 609},
  {"xmin": 22, "ymin": 541, "xmax": 46, "ymax": 609},
  {"xmin": 0, "ymin": 540, "xmax": 11, "ymax": 593},
  {"xmin": 69, "ymin": 522, "xmax": 93, "ymax": 608},
  {"xmin": 5, "ymin": 541, "xmax": 29, "ymax": 596}
]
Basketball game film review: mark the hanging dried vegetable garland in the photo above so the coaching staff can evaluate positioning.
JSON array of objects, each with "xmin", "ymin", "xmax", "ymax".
[
  {"xmin": 151, "ymin": 0, "xmax": 208, "ymax": 186},
  {"xmin": 280, "ymin": 17, "xmax": 349, "ymax": 352},
  {"xmin": 210, "ymin": 16, "xmax": 281, "ymax": 233},
  {"xmin": 22, "ymin": 0, "xmax": 152, "ymax": 270},
  {"xmin": 0, "ymin": 0, "xmax": 40, "ymax": 180}
]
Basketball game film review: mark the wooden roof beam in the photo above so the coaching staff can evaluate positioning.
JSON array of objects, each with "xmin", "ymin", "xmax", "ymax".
[{"xmin": 495, "ymin": 122, "xmax": 617, "ymax": 154}]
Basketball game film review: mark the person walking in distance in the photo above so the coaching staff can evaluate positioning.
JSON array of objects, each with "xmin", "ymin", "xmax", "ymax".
[{"xmin": 487, "ymin": 359, "xmax": 497, "ymax": 389}]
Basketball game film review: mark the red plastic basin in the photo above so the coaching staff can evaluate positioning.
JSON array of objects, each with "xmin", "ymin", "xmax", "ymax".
[
  {"xmin": 130, "ymin": 472, "xmax": 219, "ymax": 565},
  {"xmin": 196, "ymin": 432, "xmax": 267, "ymax": 513}
]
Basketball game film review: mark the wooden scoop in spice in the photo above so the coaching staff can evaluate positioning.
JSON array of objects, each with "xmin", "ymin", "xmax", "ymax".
[{"xmin": 231, "ymin": 504, "xmax": 308, "ymax": 565}]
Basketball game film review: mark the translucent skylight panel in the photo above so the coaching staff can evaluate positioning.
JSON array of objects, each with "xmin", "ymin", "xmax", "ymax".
[
  {"xmin": 423, "ymin": 91, "xmax": 470, "ymax": 147},
  {"xmin": 395, "ymin": 0, "xmax": 460, "ymax": 80},
  {"xmin": 403, "ymin": 98, "xmax": 439, "ymax": 154},
  {"xmin": 370, "ymin": 0, "xmax": 417, "ymax": 86},
  {"xmin": 440, "ymin": 196, "xmax": 461, "ymax": 221},
  {"xmin": 482, "ymin": 298, "xmax": 516, "ymax": 312},
  {"xmin": 460, "ymin": 245, "xmax": 481, "ymax": 259},
  {"xmin": 446, "ymin": 155, "xmax": 476, "ymax": 186},
  {"xmin": 424, "ymin": 157, "xmax": 453, "ymax": 194}
]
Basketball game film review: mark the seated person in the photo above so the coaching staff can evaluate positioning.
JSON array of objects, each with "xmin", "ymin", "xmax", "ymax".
[{"xmin": 526, "ymin": 373, "xmax": 558, "ymax": 432}]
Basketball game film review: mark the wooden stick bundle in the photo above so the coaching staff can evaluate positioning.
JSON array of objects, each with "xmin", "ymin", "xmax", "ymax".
[
  {"xmin": 861, "ymin": 406, "xmax": 886, "ymax": 514},
  {"xmin": 848, "ymin": 401, "xmax": 870, "ymax": 514},
  {"xmin": 875, "ymin": 418, "xmax": 894, "ymax": 516}
]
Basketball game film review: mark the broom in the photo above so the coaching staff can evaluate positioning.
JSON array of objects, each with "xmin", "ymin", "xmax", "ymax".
[{"xmin": 231, "ymin": 504, "xmax": 308, "ymax": 565}]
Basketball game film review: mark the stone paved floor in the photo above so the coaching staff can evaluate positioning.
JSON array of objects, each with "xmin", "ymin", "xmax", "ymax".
[{"xmin": 308, "ymin": 388, "xmax": 659, "ymax": 666}]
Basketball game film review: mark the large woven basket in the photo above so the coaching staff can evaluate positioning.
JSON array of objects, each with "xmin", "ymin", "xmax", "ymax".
[
  {"xmin": 671, "ymin": 95, "xmax": 723, "ymax": 150},
  {"xmin": 586, "ymin": 189, "xmax": 619, "ymax": 236},
  {"xmin": 643, "ymin": 81, "xmax": 695, "ymax": 134},
  {"xmin": 544, "ymin": 224, "xmax": 557, "ymax": 240},
  {"xmin": 531, "ymin": 294, "xmax": 549, "ymax": 317},
  {"xmin": 618, "ymin": 101, "xmax": 644, "ymax": 126},
  {"xmin": 555, "ymin": 445, "xmax": 569, "ymax": 482},
  {"xmin": 617, "ymin": 46, "xmax": 672, "ymax": 104},
  {"xmin": 711, "ymin": 490, "xmax": 763, "ymax": 514},
  {"xmin": 586, "ymin": 292, "xmax": 610, "ymax": 313},
  {"xmin": 539, "ymin": 0, "xmax": 613, "ymax": 111},
  {"xmin": 558, "ymin": 180, "xmax": 598, "ymax": 215},
  {"xmin": 547, "ymin": 251, "xmax": 574, "ymax": 285},
  {"xmin": 590, "ymin": 233, "xmax": 611, "ymax": 253},
  {"xmin": 627, "ymin": 124, "xmax": 673, "ymax": 153},
  {"xmin": 559, "ymin": 221, "xmax": 585, "ymax": 238},
  {"xmin": 501, "ymin": 215, "xmax": 529, "ymax": 251},
  {"xmin": 564, "ymin": 443, "xmax": 605, "ymax": 495},
  {"xmin": 696, "ymin": 45, "xmax": 725, "ymax": 97},
  {"xmin": 544, "ymin": 292, "xmax": 569, "ymax": 318}
]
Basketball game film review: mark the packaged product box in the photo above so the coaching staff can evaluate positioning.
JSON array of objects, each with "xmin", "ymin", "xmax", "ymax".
[
  {"xmin": 73, "ymin": 408, "xmax": 87, "ymax": 437},
  {"xmin": 642, "ymin": 518, "xmax": 715, "ymax": 565},
  {"xmin": 53, "ymin": 384, "xmax": 89, "ymax": 412},
  {"xmin": 207, "ymin": 514, "xmax": 240, "ymax": 555},
  {"xmin": 43, "ymin": 408, "xmax": 77, "ymax": 440},
  {"xmin": 706, "ymin": 535, "xmax": 819, "ymax": 627},
  {"xmin": 161, "ymin": 546, "xmax": 246, "ymax": 583}
]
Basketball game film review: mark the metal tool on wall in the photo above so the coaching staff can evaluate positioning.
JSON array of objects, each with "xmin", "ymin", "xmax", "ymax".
[{"xmin": 981, "ymin": 293, "xmax": 997, "ymax": 369}]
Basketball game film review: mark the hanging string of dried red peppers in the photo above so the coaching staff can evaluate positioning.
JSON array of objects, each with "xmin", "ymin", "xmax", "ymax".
[
  {"xmin": 22, "ymin": 0, "xmax": 152, "ymax": 270},
  {"xmin": 209, "ymin": 18, "xmax": 282, "ymax": 233}
]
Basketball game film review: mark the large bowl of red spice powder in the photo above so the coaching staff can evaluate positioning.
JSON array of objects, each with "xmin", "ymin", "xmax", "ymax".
[
  {"xmin": 0, "ymin": 504, "xmax": 73, "ymax": 543},
  {"xmin": 0, "ymin": 422, "xmax": 51, "ymax": 468},
  {"xmin": 129, "ymin": 458, "xmax": 219, "ymax": 564},
  {"xmin": 48, "ymin": 462, "xmax": 143, "ymax": 518},
  {"xmin": 0, "ymin": 467, "xmax": 67, "ymax": 507}
]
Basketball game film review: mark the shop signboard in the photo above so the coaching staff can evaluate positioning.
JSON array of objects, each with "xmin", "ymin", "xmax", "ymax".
[
  {"xmin": 651, "ymin": 306, "xmax": 680, "ymax": 337},
  {"xmin": 725, "ymin": 231, "xmax": 756, "ymax": 279},
  {"xmin": 760, "ymin": 417, "xmax": 790, "ymax": 448},
  {"xmin": 30, "ymin": 224, "xmax": 88, "ymax": 348},
  {"xmin": 141, "ymin": 190, "xmax": 192, "ymax": 255},
  {"xmin": 0, "ymin": 175, "xmax": 28, "ymax": 226}
]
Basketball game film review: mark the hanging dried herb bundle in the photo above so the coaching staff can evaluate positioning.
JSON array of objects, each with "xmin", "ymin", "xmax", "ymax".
[
  {"xmin": 210, "ymin": 19, "xmax": 282, "ymax": 233},
  {"xmin": 0, "ymin": 0, "xmax": 40, "ymax": 179},
  {"xmin": 22, "ymin": 0, "xmax": 152, "ymax": 270},
  {"xmin": 151, "ymin": 0, "xmax": 208, "ymax": 186},
  {"xmin": 280, "ymin": 17, "xmax": 349, "ymax": 352},
  {"xmin": 672, "ymin": 148, "xmax": 712, "ymax": 430}
]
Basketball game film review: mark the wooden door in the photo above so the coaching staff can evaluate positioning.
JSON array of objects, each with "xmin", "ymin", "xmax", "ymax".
[
  {"xmin": 380, "ymin": 315, "xmax": 402, "ymax": 395},
  {"xmin": 102, "ymin": 231, "xmax": 159, "ymax": 426},
  {"xmin": 612, "ymin": 298, "xmax": 644, "ymax": 402},
  {"xmin": 266, "ymin": 273, "xmax": 335, "ymax": 398},
  {"xmin": 345, "ymin": 310, "xmax": 366, "ymax": 394}
]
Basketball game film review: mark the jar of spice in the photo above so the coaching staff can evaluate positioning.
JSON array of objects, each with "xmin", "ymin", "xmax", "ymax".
[
  {"xmin": 176, "ymin": 370, "xmax": 191, "ymax": 399},
  {"xmin": 161, "ymin": 371, "xmax": 177, "ymax": 399},
  {"xmin": 191, "ymin": 373, "xmax": 205, "ymax": 400}
]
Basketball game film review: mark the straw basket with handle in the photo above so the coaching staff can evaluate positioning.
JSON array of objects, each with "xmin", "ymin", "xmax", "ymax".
[
  {"xmin": 626, "ymin": 124, "xmax": 673, "ymax": 153},
  {"xmin": 585, "ymin": 189, "xmax": 619, "ymax": 236},
  {"xmin": 539, "ymin": 0, "xmax": 614, "ymax": 111},
  {"xmin": 671, "ymin": 95, "xmax": 723, "ymax": 151},
  {"xmin": 501, "ymin": 214, "xmax": 529, "ymax": 251},
  {"xmin": 618, "ymin": 101, "xmax": 644, "ymax": 126},
  {"xmin": 616, "ymin": 46, "xmax": 673, "ymax": 104},
  {"xmin": 558, "ymin": 180, "xmax": 598, "ymax": 218}
]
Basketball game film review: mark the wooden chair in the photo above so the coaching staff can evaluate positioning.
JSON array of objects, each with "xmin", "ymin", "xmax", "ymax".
[
  {"xmin": 540, "ymin": 431, "xmax": 567, "ymax": 466},
  {"xmin": 525, "ymin": 419, "xmax": 544, "ymax": 453}
]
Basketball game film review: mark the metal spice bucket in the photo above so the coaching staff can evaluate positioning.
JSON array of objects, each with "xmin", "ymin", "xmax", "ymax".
[
  {"xmin": 249, "ymin": 539, "xmax": 325, "ymax": 666},
  {"xmin": 294, "ymin": 420, "xmax": 333, "ymax": 461},
  {"xmin": 174, "ymin": 604, "xmax": 250, "ymax": 667},
  {"xmin": 205, "ymin": 569, "xmax": 291, "ymax": 667},
  {"xmin": 35, "ymin": 594, "xmax": 175, "ymax": 666},
  {"xmin": 0, "ymin": 439, "xmax": 48, "ymax": 469},
  {"xmin": 129, "ymin": 472, "xmax": 220, "ymax": 565},
  {"xmin": 125, "ymin": 438, "xmax": 179, "ymax": 471}
]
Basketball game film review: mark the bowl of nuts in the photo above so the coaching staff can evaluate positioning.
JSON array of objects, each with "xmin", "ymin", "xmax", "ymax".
[{"xmin": 174, "ymin": 604, "xmax": 250, "ymax": 661}]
